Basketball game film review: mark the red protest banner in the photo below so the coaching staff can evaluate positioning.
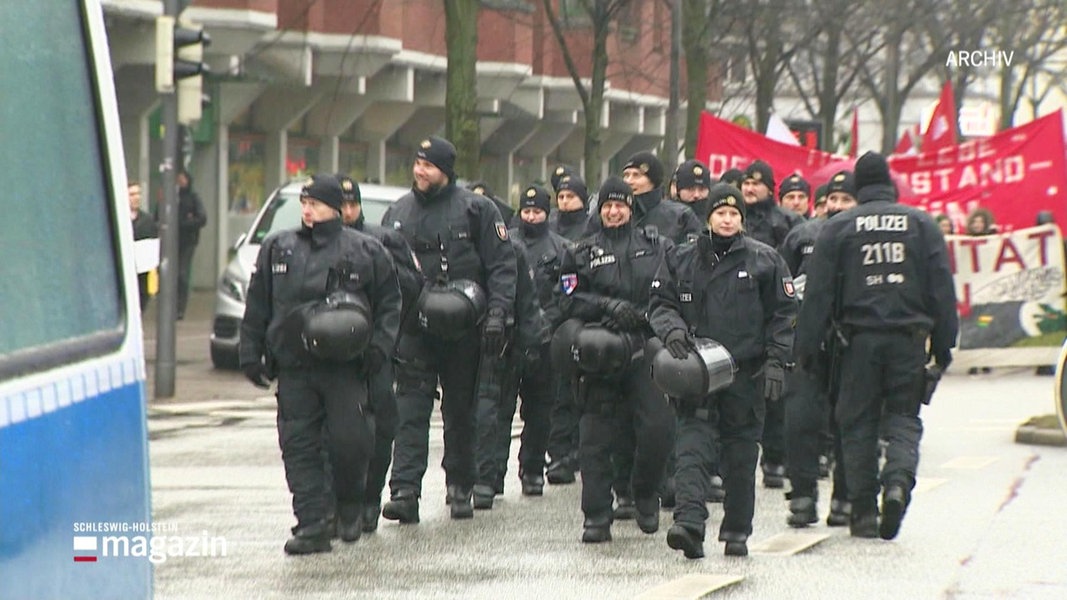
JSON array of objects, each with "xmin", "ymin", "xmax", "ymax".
[{"xmin": 889, "ymin": 110, "xmax": 1067, "ymax": 232}]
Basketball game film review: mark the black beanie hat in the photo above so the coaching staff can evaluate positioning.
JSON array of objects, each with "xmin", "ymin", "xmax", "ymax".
[
  {"xmin": 550, "ymin": 164, "xmax": 579, "ymax": 193},
  {"xmin": 707, "ymin": 182, "xmax": 746, "ymax": 222},
  {"xmin": 597, "ymin": 176, "xmax": 633, "ymax": 207},
  {"xmin": 416, "ymin": 135, "xmax": 457, "ymax": 181},
  {"xmin": 467, "ymin": 180, "xmax": 494, "ymax": 198},
  {"xmin": 556, "ymin": 173, "xmax": 588, "ymax": 204},
  {"xmin": 336, "ymin": 174, "xmax": 361, "ymax": 203},
  {"xmin": 854, "ymin": 151, "xmax": 893, "ymax": 191},
  {"xmin": 778, "ymin": 173, "xmax": 810, "ymax": 199},
  {"xmin": 743, "ymin": 160, "xmax": 776, "ymax": 192},
  {"xmin": 813, "ymin": 183, "xmax": 830, "ymax": 206},
  {"xmin": 825, "ymin": 170, "xmax": 857, "ymax": 197},
  {"xmin": 622, "ymin": 151, "xmax": 665, "ymax": 188},
  {"xmin": 520, "ymin": 184, "xmax": 552, "ymax": 214},
  {"xmin": 301, "ymin": 174, "xmax": 344, "ymax": 213},
  {"xmin": 719, "ymin": 168, "xmax": 745, "ymax": 189},
  {"xmin": 675, "ymin": 159, "xmax": 712, "ymax": 191}
]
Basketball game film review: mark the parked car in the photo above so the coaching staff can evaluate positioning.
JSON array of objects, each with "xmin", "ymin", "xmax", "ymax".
[{"xmin": 210, "ymin": 180, "xmax": 409, "ymax": 369}]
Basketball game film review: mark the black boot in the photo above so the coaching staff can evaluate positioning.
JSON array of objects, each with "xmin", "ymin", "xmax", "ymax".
[
  {"xmin": 762, "ymin": 463, "xmax": 786, "ymax": 489},
  {"xmin": 520, "ymin": 473, "xmax": 545, "ymax": 496},
  {"xmin": 283, "ymin": 521, "xmax": 331, "ymax": 555},
  {"xmin": 447, "ymin": 485, "xmax": 474, "ymax": 520},
  {"xmin": 879, "ymin": 485, "xmax": 909, "ymax": 540},
  {"xmin": 787, "ymin": 496, "xmax": 818, "ymax": 528},
  {"xmin": 473, "ymin": 484, "xmax": 495, "ymax": 510},
  {"xmin": 666, "ymin": 523, "xmax": 705, "ymax": 559},
  {"xmin": 850, "ymin": 507, "xmax": 879, "ymax": 538},
  {"xmin": 546, "ymin": 457, "xmax": 576, "ymax": 484},
  {"xmin": 361, "ymin": 503, "xmax": 380, "ymax": 533},
  {"xmin": 635, "ymin": 496, "xmax": 660, "ymax": 534},
  {"xmin": 581, "ymin": 517, "xmax": 612, "ymax": 543},
  {"xmin": 720, "ymin": 531, "xmax": 748, "ymax": 557},
  {"xmin": 382, "ymin": 490, "xmax": 420, "ymax": 524},
  {"xmin": 613, "ymin": 496, "xmax": 636, "ymax": 520},
  {"xmin": 827, "ymin": 498, "xmax": 851, "ymax": 527}
]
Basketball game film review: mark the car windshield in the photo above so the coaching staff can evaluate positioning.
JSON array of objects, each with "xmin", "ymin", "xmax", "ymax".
[{"xmin": 248, "ymin": 187, "xmax": 402, "ymax": 244}]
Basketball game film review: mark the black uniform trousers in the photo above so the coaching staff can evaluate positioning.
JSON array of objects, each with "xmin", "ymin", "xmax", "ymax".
[
  {"xmin": 835, "ymin": 330, "xmax": 926, "ymax": 514},
  {"xmin": 785, "ymin": 366, "xmax": 836, "ymax": 498},
  {"xmin": 476, "ymin": 343, "xmax": 553, "ymax": 488},
  {"xmin": 390, "ymin": 330, "xmax": 481, "ymax": 495},
  {"xmin": 364, "ymin": 360, "xmax": 397, "ymax": 508},
  {"xmin": 277, "ymin": 364, "xmax": 373, "ymax": 528},
  {"xmin": 578, "ymin": 353, "xmax": 673, "ymax": 525},
  {"xmin": 547, "ymin": 377, "xmax": 580, "ymax": 466},
  {"xmin": 760, "ymin": 392, "xmax": 786, "ymax": 468},
  {"xmin": 673, "ymin": 362, "xmax": 763, "ymax": 540}
]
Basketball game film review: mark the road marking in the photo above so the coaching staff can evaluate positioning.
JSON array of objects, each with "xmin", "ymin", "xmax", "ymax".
[
  {"xmin": 912, "ymin": 477, "xmax": 948, "ymax": 495},
  {"xmin": 749, "ymin": 531, "xmax": 830, "ymax": 556},
  {"xmin": 940, "ymin": 456, "xmax": 999, "ymax": 469},
  {"xmin": 634, "ymin": 574, "xmax": 744, "ymax": 600}
]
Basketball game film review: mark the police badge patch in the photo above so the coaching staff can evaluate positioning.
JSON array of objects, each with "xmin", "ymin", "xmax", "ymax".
[
  {"xmin": 783, "ymin": 277, "xmax": 796, "ymax": 298},
  {"xmin": 495, "ymin": 222, "xmax": 509, "ymax": 241},
  {"xmin": 561, "ymin": 273, "xmax": 578, "ymax": 295}
]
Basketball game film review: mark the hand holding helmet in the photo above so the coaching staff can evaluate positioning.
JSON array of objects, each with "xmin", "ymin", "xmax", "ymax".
[{"xmin": 663, "ymin": 329, "xmax": 694, "ymax": 360}]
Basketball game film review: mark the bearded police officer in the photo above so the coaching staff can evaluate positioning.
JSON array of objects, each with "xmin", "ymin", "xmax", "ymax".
[
  {"xmin": 649, "ymin": 184, "xmax": 797, "ymax": 559},
  {"xmin": 586, "ymin": 152, "xmax": 702, "ymax": 244},
  {"xmin": 559, "ymin": 176, "xmax": 675, "ymax": 543},
  {"xmin": 778, "ymin": 170, "xmax": 856, "ymax": 529},
  {"xmin": 337, "ymin": 175, "xmax": 422, "ymax": 532},
  {"xmin": 240, "ymin": 174, "xmax": 401, "ymax": 554},
  {"xmin": 381, "ymin": 136, "xmax": 518, "ymax": 523},
  {"xmin": 796, "ymin": 152, "xmax": 958, "ymax": 540}
]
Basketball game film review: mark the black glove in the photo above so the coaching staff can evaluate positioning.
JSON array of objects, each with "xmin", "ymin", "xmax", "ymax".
[
  {"xmin": 483, "ymin": 307, "xmax": 507, "ymax": 356},
  {"xmin": 763, "ymin": 360, "xmax": 786, "ymax": 402},
  {"xmin": 242, "ymin": 361, "xmax": 272, "ymax": 389},
  {"xmin": 603, "ymin": 299, "xmax": 644, "ymax": 330},
  {"xmin": 663, "ymin": 329, "xmax": 693, "ymax": 360},
  {"xmin": 933, "ymin": 348, "xmax": 952, "ymax": 370},
  {"xmin": 362, "ymin": 347, "xmax": 386, "ymax": 376}
]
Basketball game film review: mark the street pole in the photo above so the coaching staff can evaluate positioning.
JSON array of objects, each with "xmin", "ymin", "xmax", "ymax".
[
  {"xmin": 663, "ymin": 0, "xmax": 681, "ymax": 176},
  {"xmin": 155, "ymin": 0, "xmax": 180, "ymax": 398}
]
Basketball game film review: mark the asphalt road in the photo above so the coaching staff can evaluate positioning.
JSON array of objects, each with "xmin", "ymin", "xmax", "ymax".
[{"xmin": 144, "ymin": 292, "xmax": 1067, "ymax": 599}]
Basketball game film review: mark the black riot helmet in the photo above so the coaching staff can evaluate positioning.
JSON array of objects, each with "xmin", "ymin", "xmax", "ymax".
[
  {"xmin": 650, "ymin": 337, "xmax": 736, "ymax": 398},
  {"xmin": 573, "ymin": 326, "xmax": 643, "ymax": 376},
  {"xmin": 550, "ymin": 318, "xmax": 585, "ymax": 379},
  {"xmin": 302, "ymin": 291, "xmax": 373, "ymax": 362},
  {"xmin": 416, "ymin": 279, "xmax": 488, "ymax": 340}
]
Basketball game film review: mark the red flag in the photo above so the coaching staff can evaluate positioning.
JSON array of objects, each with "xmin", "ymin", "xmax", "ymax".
[
  {"xmin": 921, "ymin": 81, "xmax": 958, "ymax": 153},
  {"xmin": 848, "ymin": 108, "xmax": 859, "ymax": 158},
  {"xmin": 892, "ymin": 128, "xmax": 914, "ymax": 156}
]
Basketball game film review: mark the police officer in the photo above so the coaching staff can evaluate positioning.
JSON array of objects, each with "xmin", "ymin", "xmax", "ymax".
[
  {"xmin": 240, "ymin": 174, "xmax": 401, "ymax": 554},
  {"xmin": 545, "ymin": 169, "xmax": 589, "ymax": 483},
  {"xmin": 673, "ymin": 159, "xmax": 713, "ymax": 225},
  {"xmin": 739, "ymin": 160, "xmax": 800, "ymax": 488},
  {"xmin": 719, "ymin": 168, "xmax": 745, "ymax": 189},
  {"xmin": 558, "ymin": 176, "xmax": 675, "ymax": 543},
  {"xmin": 778, "ymin": 170, "xmax": 856, "ymax": 529},
  {"xmin": 779, "ymin": 174, "xmax": 811, "ymax": 218},
  {"xmin": 649, "ymin": 184, "xmax": 797, "ymax": 559},
  {"xmin": 337, "ymin": 175, "xmax": 422, "ymax": 532},
  {"xmin": 548, "ymin": 170, "xmax": 590, "ymax": 242},
  {"xmin": 381, "ymin": 136, "xmax": 518, "ymax": 523},
  {"xmin": 812, "ymin": 183, "xmax": 830, "ymax": 219},
  {"xmin": 796, "ymin": 152, "xmax": 958, "ymax": 540},
  {"xmin": 586, "ymin": 152, "xmax": 702, "ymax": 245},
  {"xmin": 468, "ymin": 180, "xmax": 517, "ymax": 227},
  {"xmin": 473, "ymin": 183, "xmax": 563, "ymax": 503}
]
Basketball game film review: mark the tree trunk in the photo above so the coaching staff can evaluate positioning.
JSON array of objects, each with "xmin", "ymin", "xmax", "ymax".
[
  {"xmin": 682, "ymin": 0, "xmax": 709, "ymax": 158},
  {"xmin": 817, "ymin": 22, "xmax": 841, "ymax": 152},
  {"xmin": 584, "ymin": 25, "xmax": 610, "ymax": 186},
  {"xmin": 444, "ymin": 0, "xmax": 480, "ymax": 181},
  {"xmin": 880, "ymin": 31, "xmax": 901, "ymax": 154}
]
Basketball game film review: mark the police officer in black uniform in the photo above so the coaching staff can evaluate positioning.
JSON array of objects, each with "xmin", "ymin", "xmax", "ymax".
[
  {"xmin": 558, "ymin": 176, "xmax": 675, "ymax": 543},
  {"xmin": 779, "ymin": 170, "xmax": 856, "ymax": 529},
  {"xmin": 337, "ymin": 175, "xmax": 423, "ymax": 532},
  {"xmin": 474, "ymin": 185, "xmax": 567, "ymax": 507},
  {"xmin": 673, "ymin": 159, "xmax": 713, "ymax": 225},
  {"xmin": 649, "ymin": 184, "xmax": 797, "ymax": 559},
  {"xmin": 468, "ymin": 180, "xmax": 517, "ymax": 227},
  {"xmin": 779, "ymin": 174, "xmax": 812, "ymax": 219},
  {"xmin": 739, "ymin": 160, "xmax": 800, "ymax": 488},
  {"xmin": 380, "ymin": 136, "xmax": 517, "ymax": 523},
  {"xmin": 548, "ymin": 169, "xmax": 590, "ymax": 243},
  {"xmin": 796, "ymin": 152, "xmax": 958, "ymax": 540},
  {"xmin": 240, "ymin": 174, "xmax": 401, "ymax": 554},
  {"xmin": 586, "ymin": 152, "xmax": 702, "ymax": 245}
]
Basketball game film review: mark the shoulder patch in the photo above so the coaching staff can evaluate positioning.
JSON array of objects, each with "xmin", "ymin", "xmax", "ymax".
[
  {"xmin": 495, "ymin": 222, "xmax": 509, "ymax": 241},
  {"xmin": 561, "ymin": 273, "xmax": 578, "ymax": 295},
  {"xmin": 783, "ymin": 277, "xmax": 796, "ymax": 298}
]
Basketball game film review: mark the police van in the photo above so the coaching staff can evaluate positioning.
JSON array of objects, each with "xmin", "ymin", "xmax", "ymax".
[{"xmin": 210, "ymin": 181, "xmax": 408, "ymax": 368}]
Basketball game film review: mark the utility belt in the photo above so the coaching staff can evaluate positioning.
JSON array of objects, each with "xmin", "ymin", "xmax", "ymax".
[{"xmin": 840, "ymin": 324, "xmax": 929, "ymax": 341}]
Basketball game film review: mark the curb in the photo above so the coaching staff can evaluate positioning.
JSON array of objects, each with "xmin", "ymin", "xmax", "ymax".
[{"xmin": 1014, "ymin": 425, "xmax": 1067, "ymax": 447}]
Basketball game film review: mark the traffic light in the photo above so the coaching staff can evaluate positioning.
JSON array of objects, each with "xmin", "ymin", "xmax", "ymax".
[{"xmin": 154, "ymin": 16, "xmax": 210, "ymax": 124}]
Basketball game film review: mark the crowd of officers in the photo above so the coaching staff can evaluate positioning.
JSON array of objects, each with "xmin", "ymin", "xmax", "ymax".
[{"xmin": 239, "ymin": 135, "xmax": 958, "ymax": 559}]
